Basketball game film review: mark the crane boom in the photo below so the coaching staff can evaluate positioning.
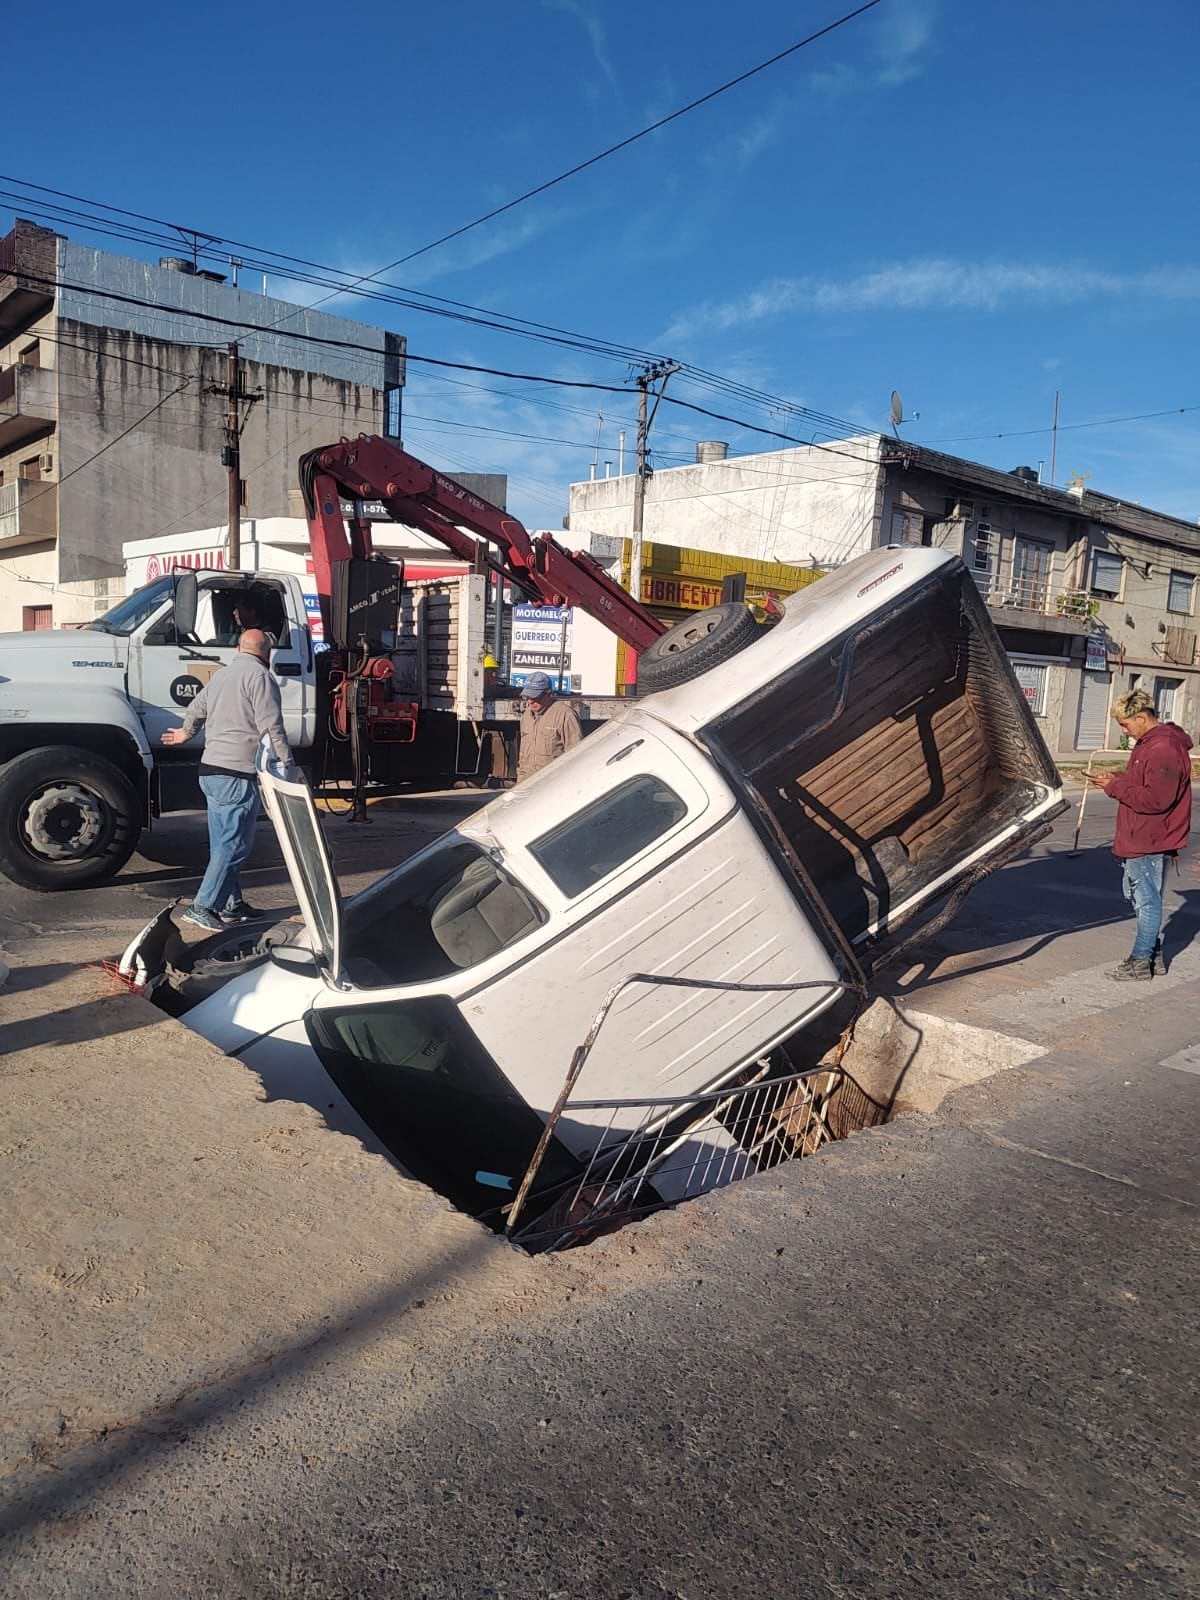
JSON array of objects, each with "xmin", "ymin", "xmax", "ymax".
[{"xmin": 298, "ymin": 435, "xmax": 666, "ymax": 652}]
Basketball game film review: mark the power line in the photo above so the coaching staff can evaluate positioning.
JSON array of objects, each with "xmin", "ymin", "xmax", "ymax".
[
  {"xmin": 13, "ymin": 267, "xmax": 878, "ymax": 462},
  {"xmin": 0, "ymin": 182, "xmax": 870, "ymax": 446},
  {"xmin": 920, "ymin": 404, "xmax": 1200, "ymax": 447},
  {"xmin": 13, "ymin": 378, "xmax": 192, "ymax": 512},
  {"xmin": 344, "ymin": 2, "xmax": 886, "ymax": 278}
]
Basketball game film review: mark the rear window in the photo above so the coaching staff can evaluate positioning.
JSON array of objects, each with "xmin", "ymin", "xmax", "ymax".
[{"xmin": 528, "ymin": 775, "xmax": 688, "ymax": 898}]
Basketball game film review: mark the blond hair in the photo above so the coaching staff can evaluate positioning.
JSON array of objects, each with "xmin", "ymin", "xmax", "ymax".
[{"xmin": 1113, "ymin": 688, "xmax": 1156, "ymax": 721}]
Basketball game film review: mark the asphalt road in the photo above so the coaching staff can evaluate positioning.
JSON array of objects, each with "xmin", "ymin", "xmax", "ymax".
[{"xmin": 0, "ymin": 793, "xmax": 487, "ymax": 950}]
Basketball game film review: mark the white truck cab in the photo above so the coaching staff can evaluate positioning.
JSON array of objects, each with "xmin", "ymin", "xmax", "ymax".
[
  {"xmin": 123, "ymin": 545, "xmax": 1065, "ymax": 1232},
  {"xmin": 0, "ymin": 568, "xmax": 319, "ymax": 889}
]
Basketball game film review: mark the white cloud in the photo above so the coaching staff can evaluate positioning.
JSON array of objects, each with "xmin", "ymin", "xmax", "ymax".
[
  {"xmin": 874, "ymin": 0, "xmax": 937, "ymax": 87},
  {"xmin": 662, "ymin": 259, "xmax": 1200, "ymax": 341},
  {"xmin": 805, "ymin": 0, "xmax": 938, "ymax": 97},
  {"xmin": 543, "ymin": 0, "xmax": 617, "ymax": 90}
]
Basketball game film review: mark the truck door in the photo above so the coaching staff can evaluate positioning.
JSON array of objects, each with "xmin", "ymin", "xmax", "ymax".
[{"xmin": 130, "ymin": 573, "xmax": 310, "ymax": 750}]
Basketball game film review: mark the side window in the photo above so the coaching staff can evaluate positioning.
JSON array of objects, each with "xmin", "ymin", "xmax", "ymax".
[
  {"xmin": 191, "ymin": 585, "xmax": 290, "ymax": 648},
  {"xmin": 528, "ymin": 775, "xmax": 688, "ymax": 898},
  {"xmin": 342, "ymin": 842, "xmax": 545, "ymax": 985}
]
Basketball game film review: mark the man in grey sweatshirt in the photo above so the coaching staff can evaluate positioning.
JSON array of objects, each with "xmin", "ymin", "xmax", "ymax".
[{"xmin": 161, "ymin": 629, "xmax": 294, "ymax": 930}]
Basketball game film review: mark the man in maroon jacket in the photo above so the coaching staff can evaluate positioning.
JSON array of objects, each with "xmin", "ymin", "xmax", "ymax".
[{"xmin": 1086, "ymin": 689, "xmax": 1194, "ymax": 980}]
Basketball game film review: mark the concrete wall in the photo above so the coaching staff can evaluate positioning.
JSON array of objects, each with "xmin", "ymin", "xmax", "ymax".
[
  {"xmin": 54, "ymin": 324, "xmax": 383, "ymax": 589},
  {"xmin": 57, "ymin": 240, "xmax": 404, "ymax": 391},
  {"xmin": 567, "ymin": 436, "xmax": 882, "ymax": 568},
  {"xmin": 0, "ymin": 542, "xmax": 57, "ymax": 632},
  {"xmin": 0, "ymin": 226, "xmax": 405, "ymax": 630}
]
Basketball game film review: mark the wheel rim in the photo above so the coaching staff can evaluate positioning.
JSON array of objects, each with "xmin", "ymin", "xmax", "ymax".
[
  {"xmin": 663, "ymin": 617, "xmax": 719, "ymax": 656},
  {"xmin": 20, "ymin": 781, "xmax": 111, "ymax": 863}
]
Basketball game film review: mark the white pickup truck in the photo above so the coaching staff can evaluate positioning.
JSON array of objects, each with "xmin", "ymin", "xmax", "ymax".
[
  {"xmin": 122, "ymin": 545, "xmax": 1065, "ymax": 1242},
  {"xmin": 0, "ymin": 563, "xmax": 627, "ymax": 890}
]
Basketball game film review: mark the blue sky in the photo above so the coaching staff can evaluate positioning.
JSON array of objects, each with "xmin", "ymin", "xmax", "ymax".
[{"xmin": 6, "ymin": 0, "xmax": 1199, "ymax": 529}]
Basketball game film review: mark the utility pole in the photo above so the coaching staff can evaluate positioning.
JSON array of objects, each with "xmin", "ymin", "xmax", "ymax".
[
  {"xmin": 1049, "ymin": 388, "xmax": 1060, "ymax": 487},
  {"xmin": 206, "ymin": 343, "xmax": 262, "ymax": 568},
  {"xmin": 623, "ymin": 361, "xmax": 680, "ymax": 694},
  {"xmin": 629, "ymin": 360, "xmax": 680, "ymax": 612}
]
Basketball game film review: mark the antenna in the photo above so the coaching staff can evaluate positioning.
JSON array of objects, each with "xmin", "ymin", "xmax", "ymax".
[{"xmin": 889, "ymin": 390, "xmax": 919, "ymax": 437}]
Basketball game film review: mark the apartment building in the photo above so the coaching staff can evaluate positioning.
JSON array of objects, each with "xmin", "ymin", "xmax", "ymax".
[
  {"xmin": 568, "ymin": 435, "xmax": 1200, "ymax": 754},
  {"xmin": 880, "ymin": 443, "xmax": 1200, "ymax": 754},
  {"xmin": 0, "ymin": 220, "xmax": 404, "ymax": 631}
]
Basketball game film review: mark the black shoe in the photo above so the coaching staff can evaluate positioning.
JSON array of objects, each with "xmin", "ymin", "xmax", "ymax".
[{"xmin": 220, "ymin": 900, "xmax": 265, "ymax": 925}]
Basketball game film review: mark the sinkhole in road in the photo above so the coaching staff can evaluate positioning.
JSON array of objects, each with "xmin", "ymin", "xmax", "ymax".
[
  {"xmin": 499, "ymin": 1036, "xmax": 889, "ymax": 1254},
  {"xmin": 134, "ymin": 918, "xmax": 889, "ymax": 1257}
]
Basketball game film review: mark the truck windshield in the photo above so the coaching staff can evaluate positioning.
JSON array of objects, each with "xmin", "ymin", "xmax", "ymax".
[
  {"xmin": 85, "ymin": 575, "xmax": 175, "ymax": 635},
  {"xmin": 342, "ymin": 840, "xmax": 545, "ymax": 986}
]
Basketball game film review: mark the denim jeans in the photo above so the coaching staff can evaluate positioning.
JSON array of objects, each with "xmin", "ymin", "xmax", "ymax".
[
  {"xmin": 1121, "ymin": 853, "xmax": 1165, "ymax": 962},
  {"xmin": 195, "ymin": 774, "xmax": 260, "ymax": 913}
]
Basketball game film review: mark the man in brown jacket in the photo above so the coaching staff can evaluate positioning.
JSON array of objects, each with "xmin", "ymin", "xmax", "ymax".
[{"xmin": 516, "ymin": 671, "xmax": 581, "ymax": 782}]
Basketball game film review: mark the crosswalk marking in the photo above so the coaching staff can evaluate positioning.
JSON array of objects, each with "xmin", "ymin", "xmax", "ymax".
[{"xmin": 1160, "ymin": 1044, "xmax": 1200, "ymax": 1076}]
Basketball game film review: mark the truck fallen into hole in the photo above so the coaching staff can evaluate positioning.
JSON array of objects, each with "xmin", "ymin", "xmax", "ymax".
[{"xmin": 122, "ymin": 546, "xmax": 1065, "ymax": 1249}]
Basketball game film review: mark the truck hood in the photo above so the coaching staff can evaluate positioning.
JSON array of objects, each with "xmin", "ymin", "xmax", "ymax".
[{"xmin": 0, "ymin": 629, "xmax": 128, "ymax": 676}]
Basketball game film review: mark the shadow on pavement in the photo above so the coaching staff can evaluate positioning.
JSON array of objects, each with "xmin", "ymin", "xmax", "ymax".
[
  {"xmin": 0, "ymin": 985, "xmax": 161, "ymax": 1055},
  {"xmin": 0, "ymin": 1230, "xmax": 500, "ymax": 1544},
  {"xmin": 879, "ymin": 845, "xmax": 1170, "ymax": 994},
  {"xmin": 1161, "ymin": 886, "xmax": 1200, "ymax": 971}
]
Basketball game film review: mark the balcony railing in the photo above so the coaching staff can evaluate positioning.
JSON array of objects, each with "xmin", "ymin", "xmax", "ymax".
[
  {"xmin": 0, "ymin": 480, "xmax": 58, "ymax": 548},
  {"xmin": 972, "ymin": 570, "xmax": 1095, "ymax": 630}
]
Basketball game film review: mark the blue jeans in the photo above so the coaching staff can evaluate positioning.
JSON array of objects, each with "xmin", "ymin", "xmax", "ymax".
[
  {"xmin": 1121, "ymin": 854, "xmax": 1165, "ymax": 962},
  {"xmin": 195, "ymin": 774, "xmax": 260, "ymax": 913}
]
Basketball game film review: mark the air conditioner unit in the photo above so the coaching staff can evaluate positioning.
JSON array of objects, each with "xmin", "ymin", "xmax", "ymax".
[{"xmin": 38, "ymin": 453, "xmax": 53, "ymax": 474}]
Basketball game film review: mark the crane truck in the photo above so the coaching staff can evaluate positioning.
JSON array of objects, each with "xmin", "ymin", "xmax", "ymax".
[{"xmin": 0, "ymin": 437, "xmax": 685, "ymax": 891}]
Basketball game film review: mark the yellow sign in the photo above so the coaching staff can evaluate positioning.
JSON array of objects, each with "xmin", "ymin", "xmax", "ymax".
[
  {"xmin": 622, "ymin": 539, "xmax": 823, "ymax": 615},
  {"xmin": 640, "ymin": 575, "xmax": 726, "ymax": 611}
]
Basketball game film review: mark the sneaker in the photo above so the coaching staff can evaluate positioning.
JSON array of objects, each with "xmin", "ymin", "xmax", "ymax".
[
  {"xmin": 220, "ymin": 900, "xmax": 265, "ymax": 925},
  {"xmin": 1108, "ymin": 958, "xmax": 1153, "ymax": 982},
  {"xmin": 181, "ymin": 904, "xmax": 223, "ymax": 932}
]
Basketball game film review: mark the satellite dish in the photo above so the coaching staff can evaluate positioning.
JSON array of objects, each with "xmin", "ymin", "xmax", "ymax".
[{"xmin": 889, "ymin": 390, "xmax": 904, "ymax": 426}]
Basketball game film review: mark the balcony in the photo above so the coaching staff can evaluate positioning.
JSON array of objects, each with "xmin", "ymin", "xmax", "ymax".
[
  {"xmin": 0, "ymin": 225, "xmax": 56, "ymax": 332},
  {"xmin": 0, "ymin": 363, "xmax": 56, "ymax": 452},
  {"xmin": 974, "ymin": 573, "xmax": 1094, "ymax": 636},
  {"xmin": 0, "ymin": 480, "xmax": 58, "ymax": 549}
]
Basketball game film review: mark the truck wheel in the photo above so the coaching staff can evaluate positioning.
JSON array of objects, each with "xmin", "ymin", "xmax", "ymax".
[
  {"xmin": 0, "ymin": 746, "xmax": 141, "ymax": 891},
  {"xmin": 637, "ymin": 602, "xmax": 759, "ymax": 692}
]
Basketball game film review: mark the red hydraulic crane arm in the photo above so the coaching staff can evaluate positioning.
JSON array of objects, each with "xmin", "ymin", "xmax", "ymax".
[{"xmin": 298, "ymin": 435, "xmax": 666, "ymax": 652}]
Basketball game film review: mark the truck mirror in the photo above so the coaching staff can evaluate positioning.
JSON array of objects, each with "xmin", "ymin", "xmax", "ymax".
[{"xmin": 174, "ymin": 571, "xmax": 198, "ymax": 638}]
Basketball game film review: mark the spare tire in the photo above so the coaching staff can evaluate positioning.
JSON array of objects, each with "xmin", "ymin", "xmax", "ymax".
[{"xmin": 637, "ymin": 602, "xmax": 759, "ymax": 692}]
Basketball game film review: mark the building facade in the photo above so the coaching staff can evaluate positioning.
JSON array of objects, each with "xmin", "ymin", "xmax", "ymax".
[
  {"xmin": 0, "ymin": 220, "xmax": 405, "ymax": 631},
  {"xmin": 880, "ymin": 443, "xmax": 1200, "ymax": 755},
  {"xmin": 568, "ymin": 436, "xmax": 1200, "ymax": 754}
]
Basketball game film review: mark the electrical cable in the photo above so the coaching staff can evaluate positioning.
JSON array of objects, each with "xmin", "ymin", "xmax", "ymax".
[{"xmin": 321, "ymin": 2, "xmax": 886, "ymax": 280}]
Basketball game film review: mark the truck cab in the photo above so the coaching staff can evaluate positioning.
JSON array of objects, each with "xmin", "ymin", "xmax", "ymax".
[{"xmin": 0, "ymin": 568, "xmax": 318, "ymax": 889}]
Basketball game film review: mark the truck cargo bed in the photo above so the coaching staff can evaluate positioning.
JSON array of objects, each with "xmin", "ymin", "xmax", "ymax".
[{"xmin": 699, "ymin": 562, "xmax": 1063, "ymax": 960}]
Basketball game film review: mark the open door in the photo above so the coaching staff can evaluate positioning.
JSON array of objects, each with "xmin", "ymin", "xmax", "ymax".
[{"xmin": 255, "ymin": 741, "xmax": 343, "ymax": 982}]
